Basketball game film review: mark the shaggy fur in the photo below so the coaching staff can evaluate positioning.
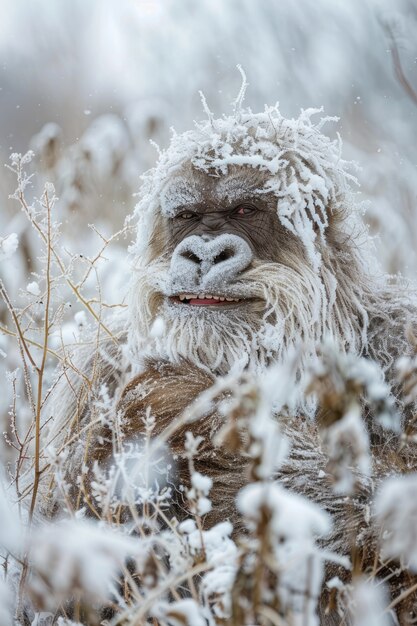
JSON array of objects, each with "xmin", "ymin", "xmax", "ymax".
[
  {"xmin": 117, "ymin": 360, "xmax": 417, "ymax": 625},
  {"xmin": 34, "ymin": 106, "xmax": 417, "ymax": 624}
]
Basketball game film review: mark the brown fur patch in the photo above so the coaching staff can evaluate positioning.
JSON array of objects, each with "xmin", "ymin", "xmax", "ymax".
[
  {"xmin": 118, "ymin": 361, "xmax": 249, "ymax": 529},
  {"xmin": 115, "ymin": 360, "xmax": 417, "ymax": 624}
]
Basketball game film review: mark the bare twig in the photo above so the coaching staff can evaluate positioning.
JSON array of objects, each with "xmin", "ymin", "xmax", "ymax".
[
  {"xmin": 28, "ymin": 188, "xmax": 53, "ymax": 521},
  {"xmin": 384, "ymin": 22, "xmax": 417, "ymax": 107}
]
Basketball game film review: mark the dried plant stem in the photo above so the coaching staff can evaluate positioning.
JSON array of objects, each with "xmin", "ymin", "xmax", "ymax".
[
  {"xmin": 257, "ymin": 605, "xmax": 287, "ymax": 625},
  {"xmin": 0, "ymin": 324, "xmax": 62, "ymax": 362},
  {"xmin": 79, "ymin": 222, "xmax": 130, "ymax": 291},
  {"xmin": 0, "ymin": 280, "xmax": 39, "ymax": 510},
  {"xmin": 386, "ymin": 580, "xmax": 417, "ymax": 612},
  {"xmin": 0, "ymin": 280, "xmax": 37, "ymax": 370},
  {"xmin": 28, "ymin": 190, "xmax": 52, "ymax": 521},
  {"xmin": 111, "ymin": 562, "xmax": 209, "ymax": 626},
  {"xmin": 15, "ymin": 184, "xmax": 117, "ymax": 344},
  {"xmin": 16, "ymin": 191, "xmax": 54, "ymax": 619}
]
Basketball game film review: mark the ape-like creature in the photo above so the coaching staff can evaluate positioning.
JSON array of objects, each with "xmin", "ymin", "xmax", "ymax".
[{"xmin": 41, "ymin": 101, "xmax": 417, "ymax": 624}]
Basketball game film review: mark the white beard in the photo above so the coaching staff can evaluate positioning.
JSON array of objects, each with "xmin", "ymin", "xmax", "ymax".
[
  {"xmin": 150, "ymin": 301, "xmax": 271, "ymax": 375},
  {"xmin": 128, "ymin": 255, "xmax": 369, "ymax": 381}
]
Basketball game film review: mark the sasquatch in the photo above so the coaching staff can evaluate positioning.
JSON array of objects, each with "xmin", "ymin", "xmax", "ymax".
[{"xmin": 42, "ymin": 104, "xmax": 417, "ymax": 624}]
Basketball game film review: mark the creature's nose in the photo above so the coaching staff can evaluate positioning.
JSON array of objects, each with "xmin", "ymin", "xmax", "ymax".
[{"xmin": 170, "ymin": 234, "xmax": 253, "ymax": 289}]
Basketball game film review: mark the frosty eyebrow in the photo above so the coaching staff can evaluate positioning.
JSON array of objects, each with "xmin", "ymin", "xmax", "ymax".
[
  {"xmin": 214, "ymin": 172, "xmax": 266, "ymax": 201},
  {"xmin": 160, "ymin": 178, "xmax": 204, "ymax": 216}
]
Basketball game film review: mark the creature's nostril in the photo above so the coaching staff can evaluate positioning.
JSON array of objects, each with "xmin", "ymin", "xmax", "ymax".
[
  {"xmin": 213, "ymin": 248, "xmax": 234, "ymax": 264},
  {"xmin": 171, "ymin": 235, "xmax": 252, "ymax": 283},
  {"xmin": 181, "ymin": 250, "xmax": 201, "ymax": 265}
]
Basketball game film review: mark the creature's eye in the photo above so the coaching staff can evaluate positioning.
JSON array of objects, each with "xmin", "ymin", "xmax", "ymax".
[
  {"xmin": 232, "ymin": 204, "xmax": 257, "ymax": 217},
  {"xmin": 176, "ymin": 210, "xmax": 197, "ymax": 220}
]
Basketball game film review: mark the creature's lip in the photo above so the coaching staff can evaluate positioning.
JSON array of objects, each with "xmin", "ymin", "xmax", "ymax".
[{"xmin": 169, "ymin": 293, "xmax": 246, "ymax": 307}]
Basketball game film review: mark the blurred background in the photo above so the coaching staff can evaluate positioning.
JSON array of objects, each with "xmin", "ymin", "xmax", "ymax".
[{"xmin": 0, "ymin": 0, "xmax": 417, "ymax": 381}]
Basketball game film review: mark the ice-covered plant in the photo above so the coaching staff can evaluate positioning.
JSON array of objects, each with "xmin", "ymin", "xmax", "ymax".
[
  {"xmin": 27, "ymin": 520, "xmax": 145, "ymax": 614},
  {"xmin": 375, "ymin": 473, "xmax": 417, "ymax": 572},
  {"xmin": 307, "ymin": 342, "xmax": 399, "ymax": 495},
  {"xmin": 349, "ymin": 578, "xmax": 390, "ymax": 626}
]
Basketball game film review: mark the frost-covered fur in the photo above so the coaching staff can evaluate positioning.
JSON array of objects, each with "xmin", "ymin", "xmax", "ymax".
[
  {"xmin": 42, "ymin": 104, "xmax": 417, "ymax": 516},
  {"xmin": 118, "ymin": 360, "xmax": 417, "ymax": 625},
  {"xmin": 129, "ymin": 233, "xmax": 416, "ymax": 390},
  {"xmin": 128, "ymin": 105, "xmax": 415, "ymax": 394},
  {"xmin": 35, "ymin": 103, "xmax": 417, "ymax": 624},
  {"xmin": 122, "ymin": 104, "xmax": 417, "ymax": 624}
]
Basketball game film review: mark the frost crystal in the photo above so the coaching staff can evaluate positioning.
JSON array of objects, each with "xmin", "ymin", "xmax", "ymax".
[
  {"xmin": 237, "ymin": 482, "xmax": 334, "ymax": 623},
  {"xmin": 190, "ymin": 471, "xmax": 213, "ymax": 495},
  {"xmin": 44, "ymin": 181, "xmax": 55, "ymax": 196},
  {"xmin": 134, "ymin": 104, "xmax": 358, "ymax": 271}
]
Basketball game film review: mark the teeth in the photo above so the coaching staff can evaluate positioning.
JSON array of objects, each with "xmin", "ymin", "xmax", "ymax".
[{"xmin": 176, "ymin": 293, "xmax": 242, "ymax": 302}]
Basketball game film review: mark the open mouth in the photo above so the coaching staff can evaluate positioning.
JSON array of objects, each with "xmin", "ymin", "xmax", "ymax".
[{"xmin": 170, "ymin": 293, "xmax": 244, "ymax": 306}]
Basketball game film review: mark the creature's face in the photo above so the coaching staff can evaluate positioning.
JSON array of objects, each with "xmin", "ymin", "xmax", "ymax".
[
  {"xmin": 128, "ymin": 107, "xmax": 366, "ymax": 378},
  {"xmin": 163, "ymin": 168, "xmax": 301, "ymax": 312},
  {"xmin": 168, "ymin": 171, "xmax": 280, "ymax": 260},
  {"xmin": 130, "ymin": 164, "xmax": 361, "ymax": 377},
  {"xmin": 131, "ymin": 164, "xmax": 334, "ymax": 375}
]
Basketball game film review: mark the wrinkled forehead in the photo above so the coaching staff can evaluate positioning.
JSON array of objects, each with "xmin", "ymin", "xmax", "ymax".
[{"xmin": 159, "ymin": 166, "xmax": 268, "ymax": 216}]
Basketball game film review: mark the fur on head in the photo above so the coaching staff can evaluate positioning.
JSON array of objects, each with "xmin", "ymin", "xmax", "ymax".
[{"xmin": 127, "ymin": 102, "xmax": 393, "ymax": 384}]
